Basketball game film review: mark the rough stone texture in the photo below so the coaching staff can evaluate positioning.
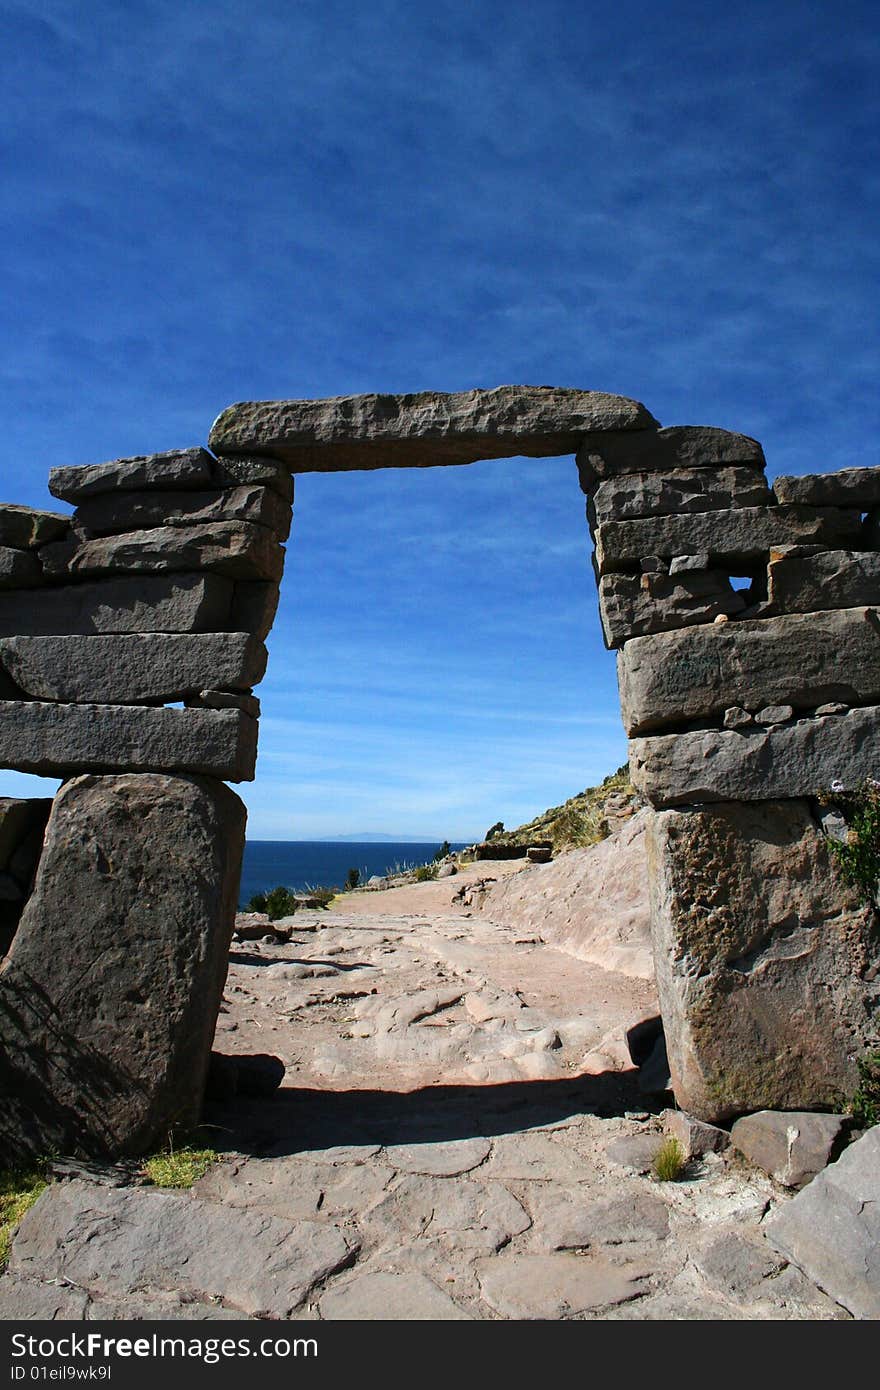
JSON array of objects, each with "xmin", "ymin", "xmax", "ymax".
[
  {"xmin": 0, "ymin": 700, "xmax": 258, "ymax": 781},
  {"xmin": 630, "ymin": 706, "xmax": 880, "ymax": 806},
  {"xmin": 0, "ymin": 572, "xmax": 233, "ymax": 638},
  {"xmin": 75, "ymin": 484, "xmax": 292, "ymax": 542},
  {"xmin": 589, "ymin": 467, "xmax": 771, "ymax": 528},
  {"xmin": 617, "ymin": 608, "xmax": 880, "ymax": 735},
  {"xmin": 0, "ymin": 1274, "xmax": 90, "ymax": 1319},
  {"xmin": 577, "ymin": 425, "xmax": 766, "ymax": 489},
  {"xmin": 774, "ymin": 466, "xmax": 880, "ymax": 508},
  {"xmin": 41, "ymin": 521, "xmax": 285, "ymax": 584},
  {"xmin": 320, "ymin": 1269, "xmax": 470, "ymax": 1320},
  {"xmin": 530, "ymin": 1189, "xmax": 669, "ymax": 1251},
  {"xmin": 49, "ymin": 448, "xmax": 214, "ymax": 502},
  {"xmin": 765, "ymin": 1125, "xmax": 880, "ymax": 1319},
  {"xmin": 594, "ymin": 505, "xmax": 862, "ymax": 575},
  {"xmin": 209, "ymin": 386, "xmax": 659, "ymax": 470},
  {"xmin": 730, "ymin": 1111, "xmax": 847, "ymax": 1188},
  {"xmin": 598, "ymin": 570, "xmax": 746, "ymax": 649},
  {"xmin": 0, "ymin": 546, "xmax": 41, "ymax": 589},
  {"xmin": 9, "ymin": 1181, "xmax": 355, "ymax": 1317},
  {"xmin": 0, "ymin": 505, "xmax": 69, "ymax": 549},
  {"xmin": 0, "ymin": 633, "xmax": 267, "ymax": 704},
  {"xmin": 605, "ymin": 1133, "xmax": 666, "ymax": 1173},
  {"xmin": 477, "ymin": 810, "xmax": 653, "ymax": 980},
  {"xmin": 0, "ymin": 774, "xmax": 246, "ymax": 1158},
  {"xmin": 365, "ymin": 1174, "xmax": 530, "ymax": 1251},
  {"xmin": 767, "ymin": 549, "xmax": 880, "ymax": 616},
  {"xmin": 229, "ymin": 580, "xmax": 281, "ymax": 642},
  {"xmin": 647, "ymin": 800, "xmax": 880, "ymax": 1122},
  {"xmin": 476, "ymin": 1252, "xmax": 651, "ymax": 1318},
  {"xmin": 383, "ymin": 1137, "xmax": 491, "ymax": 1176},
  {"xmin": 0, "ymin": 797, "xmax": 52, "ymax": 954},
  {"xmin": 663, "ymin": 1109, "xmax": 730, "ymax": 1158},
  {"xmin": 211, "ymin": 454, "xmax": 294, "ymax": 501}
]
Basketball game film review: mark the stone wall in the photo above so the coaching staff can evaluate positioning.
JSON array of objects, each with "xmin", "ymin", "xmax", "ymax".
[
  {"xmin": 0, "ymin": 447, "xmax": 291, "ymax": 1159},
  {"xmin": 1, "ymin": 385, "xmax": 877, "ymax": 1155},
  {"xmin": 577, "ymin": 426, "xmax": 880, "ymax": 1120}
]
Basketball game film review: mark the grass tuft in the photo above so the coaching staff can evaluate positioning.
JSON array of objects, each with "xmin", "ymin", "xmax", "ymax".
[
  {"xmin": 0, "ymin": 1163, "xmax": 49, "ymax": 1267},
  {"xmin": 140, "ymin": 1145, "xmax": 218, "ymax": 1189},
  {"xmin": 652, "ymin": 1136, "xmax": 686, "ymax": 1182}
]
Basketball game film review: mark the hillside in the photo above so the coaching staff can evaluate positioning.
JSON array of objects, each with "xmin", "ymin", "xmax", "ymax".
[{"xmin": 485, "ymin": 763, "xmax": 640, "ymax": 852}]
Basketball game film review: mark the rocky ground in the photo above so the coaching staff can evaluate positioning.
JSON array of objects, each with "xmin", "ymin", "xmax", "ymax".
[{"xmin": 0, "ymin": 852, "xmax": 852, "ymax": 1321}]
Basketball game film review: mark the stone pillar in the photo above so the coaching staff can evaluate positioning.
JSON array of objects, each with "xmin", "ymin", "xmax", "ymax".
[{"xmin": 578, "ymin": 428, "xmax": 880, "ymax": 1120}]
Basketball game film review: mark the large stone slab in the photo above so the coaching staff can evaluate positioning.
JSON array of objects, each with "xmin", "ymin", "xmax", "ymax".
[
  {"xmin": 320, "ymin": 1269, "xmax": 470, "ymax": 1320},
  {"xmin": 75, "ymin": 484, "xmax": 291, "ymax": 541},
  {"xmin": 208, "ymin": 386, "xmax": 659, "ymax": 470},
  {"xmin": 630, "ymin": 706, "xmax": 880, "ymax": 806},
  {"xmin": 0, "ymin": 633, "xmax": 267, "ymax": 704},
  {"xmin": 41, "ymin": 522, "xmax": 284, "ymax": 583},
  {"xmin": 0, "ymin": 546, "xmax": 42, "ymax": 589},
  {"xmin": 774, "ymin": 466, "xmax": 880, "ymax": 508},
  {"xmin": 0, "ymin": 700, "xmax": 258, "ymax": 780},
  {"xmin": 589, "ymin": 467, "xmax": 771, "ymax": 528},
  {"xmin": 49, "ymin": 448, "xmax": 214, "ymax": 502},
  {"xmin": 618, "ymin": 608, "xmax": 880, "ymax": 734},
  {"xmin": 767, "ymin": 549, "xmax": 880, "ymax": 615},
  {"xmin": 0, "ymin": 572, "xmax": 233, "ymax": 638},
  {"xmin": 0, "ymin": 505, "xmax": 69, "ymax": 549},
  {"xmin": 577, "ymin": 425, "xmax": 765, "ymax": 490},
  {"xmin": 9, "ymin": 1180, "xmax": 355, "ymax": 1315},
  {"xmin": 648, "ymin": 800, "xmax": 880, "ymax": 1122},
  {"xmin": 476, "ymin": 1252, "xmax": 651, "ymax": 1318},
  {"xmin": 598, "ymin": 570, "xmax": 747, "ymax": 649},
  {"xmin": 765, "ymin": 1125, "xmax": 880, "ymax": 1319},
  {"xmin": 0, "ymin": 774, "xmax": 246, "ymax": 1158},
  {"xmin": 594, "ymin": 505, "xmax": 862, "ymax": 574}
]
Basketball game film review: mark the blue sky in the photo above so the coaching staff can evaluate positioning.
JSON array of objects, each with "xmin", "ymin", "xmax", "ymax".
[{"xmin": 1, "ymin": 0, "xmax": 878, "ymax": 838}]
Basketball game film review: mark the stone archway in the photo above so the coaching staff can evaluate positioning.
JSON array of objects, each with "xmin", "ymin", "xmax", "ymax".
[{"xmin": 1, "ymin": 385, "xmax": 878, "ymax": 1158}]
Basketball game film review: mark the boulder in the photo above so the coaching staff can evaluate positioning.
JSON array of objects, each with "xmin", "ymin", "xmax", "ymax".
[
  {"xmin": 774, "ymin": 466, "xmax": 880, "ymax": 508},
  {"xmin": 0, "ymin": 633, "xmax": 267, "ymax": 704},
  {"xmin": 598, "ymin": 569, "xmax": 746, "ymax": 649},
  {"xmin": 577, "ymin": 425, "xmax": 764, "ymax": 489},
  {"xmin": 75, "ymin": 485, "xmax": 291, "ymax": 542},
  {"xmin": 589, "ymin": 466, "xmax": 771, "ymax": 527},
  {"xmin": 630, "ymin": 706, "xmax": 880, "ymax": 806},
  {"xmin": 0, "ymin": 505, "xmax": 69, "ymax": 549},
  {"xmin": 594, "ymin": 505, "xmax": 862, "ymax": 575},
  {"xmin": 767, "ymin": 549, "xmax": 880, "ymax": 616},
  {"xmin": 648, "ymin": 800, "xmax": 880, "ymax": 1121},
  {"xmin": 48, "ymin": 448, "xmax": 214, "ymax": 502},
  {"xmin": 208, "ymin": 386, "xmax": 659, "ymax": 471},
  {"xmin": 0, "ymin": 572, "xmax": 233, "ymax": 638},
  {"xmin": 730, "ymin": 1111, "xmax": 847, "ymax": 1188},
  {"xmin": 40, "ymin": 521, "xmax": 285, "ymax": 584},
  {"xmin": 0, "ymin": 700, "xmax": 258, "ymax": 781},
  {"xmin": 617, "ymin": 608, "xmax": 880, "ymax": 735},
  {"xmin": 765, "ymin": 1125, "xmax": 880, "ymax": 1319},
  {"xmin": 0, "ymin": 773, "xmax": 246, "ymax": 1158},
  {"xmin": 0, "ymin": 546, "xmax": 41, "ymax": 589}
]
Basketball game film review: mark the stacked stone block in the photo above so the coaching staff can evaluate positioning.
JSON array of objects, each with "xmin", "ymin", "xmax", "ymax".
[
  {"xmin": 578, "ymin": 427, "xmax": 880, "ymax": 1121},
  {"xmin": 0, "ymin": 445, "xmax": 291, "ymax": 1159}
]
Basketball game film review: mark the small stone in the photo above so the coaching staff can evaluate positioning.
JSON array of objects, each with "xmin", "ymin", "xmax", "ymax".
[
  {"xmin": 714, "ymin": 613, "xmax": 730, "ymax": 623},
  {"xmin": 723, "ymin": 706, "xmax": 753, "ymax": 729},
  {"xmin": 663, "ymin": 1109, "xmax": 730, "ymax": 1158},
  {"xmin": 730, "ymin": 1110, "xmax": 847, "ymax": 1188},
  {"xmin": 49, "ymin": 448, "xmax": 214, "ymax": 502},
  {"xmin": 436, "ymin": 862, "xmax": 457, "ymax": 877},
  {"xmin": 191, "ymin": 689, "xmax": 261, "ymax": 718},
  {"xmin": 640, "ymin": 556, "xmax": 667, "ymax": 574},
  {"xmin": 755, "ymin": 704, "xmax": 794, "ymax": 725},
  {"xmin": 669, "ymin": 553, "xmax": 710, "ymax": 574},
  {"xmin": 815, "ymin": 702, "xmax": 848, "ymax": 716}
]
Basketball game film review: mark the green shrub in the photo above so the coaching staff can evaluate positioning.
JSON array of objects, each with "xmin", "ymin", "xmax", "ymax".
[
  {"xmin": 264, "ymin": 885, "xmax": 300, "ymax": 919},
  {"xmin": 433, "ymin": 840, "xmax": 451, "ymax": 862},
  {"xmin": 345, "ymin": 867, "xmax": 360, "ymax": 891},
  {"xmin": 850, "ymin": 1046, "xmax": 880, "ymax": 1129},
  {"xmin": 305, "ymin": 884, "xmax": 337, "ymax": 907},
  {"xmin": 413, "ymin": 863, "xmax": 439, "ymax": 882},
  {"xmin": 822, "ymin": 780, "xmax": 880, "ymax": 906},
  {"xmin": 245, "ymin": 890, "xmax": 268, "ymax": 913},
  {"xmin": 653, "ymin": 1137, "xmax": 686, "ymax": 1182},
  {"xmin": 0, "ymin": 1163, "xmax": 49, "ymax": 1267}
]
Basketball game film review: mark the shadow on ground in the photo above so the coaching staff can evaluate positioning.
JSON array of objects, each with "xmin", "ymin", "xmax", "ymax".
[{"xmin": 203, "ymin": 1069, "xmax": 659, "ymax": 1158}]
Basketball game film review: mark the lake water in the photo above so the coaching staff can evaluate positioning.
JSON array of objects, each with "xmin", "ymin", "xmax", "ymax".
[{"xmin": 239, "ymin": 840, "xmax": 469, "ymax": 907}]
